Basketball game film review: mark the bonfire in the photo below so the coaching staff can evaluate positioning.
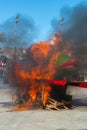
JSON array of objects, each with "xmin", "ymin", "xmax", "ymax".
[{"xmin": 7, "ymin": 33, "xmax": 78, "ymax": 111}]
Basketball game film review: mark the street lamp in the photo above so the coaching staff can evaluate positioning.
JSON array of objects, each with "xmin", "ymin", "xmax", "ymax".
[
  {"xmin": 60, "ymin": 17, "xmax": 64, "ymax": 37},
  {"xmin": 14, "ymin": 14, "xmax": 19, "ymax": 63}
]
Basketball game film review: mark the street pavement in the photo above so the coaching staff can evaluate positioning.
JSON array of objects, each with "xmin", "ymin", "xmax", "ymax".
[{"xmin": 0, "ymin": 78, "xmax": 87, "ymax": 130}]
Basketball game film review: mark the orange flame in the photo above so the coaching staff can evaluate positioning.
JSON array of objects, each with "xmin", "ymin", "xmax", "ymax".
[{"xmin": 8, "ymin": 34, "xmax": 64, "ymax": 110}]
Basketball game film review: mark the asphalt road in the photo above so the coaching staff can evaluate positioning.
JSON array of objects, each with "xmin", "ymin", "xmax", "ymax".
[{"xmin": 0, "ymin": 78, "xmax": 87, "ymax": 130}]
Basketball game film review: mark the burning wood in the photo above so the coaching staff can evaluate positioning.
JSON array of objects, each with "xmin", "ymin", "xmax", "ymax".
[
  {"xmin": 11, "ymin": 79, "xmax": 75, "ymax": 111},
  {"xmin": 46, "ymin": 98, "xmax": 68, "ymax": 110},
  {"xmin": 6, "ymin": 33, "xmax": 78, "ymax": 111}
]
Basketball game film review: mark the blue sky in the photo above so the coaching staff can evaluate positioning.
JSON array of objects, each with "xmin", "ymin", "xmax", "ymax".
[{"xmin": 0, "ymin": 0, "xmax": 85, "ymax": 42}]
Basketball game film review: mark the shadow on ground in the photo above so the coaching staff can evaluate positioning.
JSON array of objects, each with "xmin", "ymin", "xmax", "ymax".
[
  {"xmin": 0, "ymin": 102, "xmax": 14, "ymax": 107},
  {"xmin": 56, "ymin": 129, "xmax": 87, "ymax": 130},
  {"xmin": 73, "ymin": 97, "xmax": 87, "ymax": 106}
]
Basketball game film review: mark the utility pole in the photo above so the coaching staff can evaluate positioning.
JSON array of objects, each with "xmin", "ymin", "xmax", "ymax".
[{"xmin": 14, "ymin": 14, "xmax": 19, "ymax": 63}]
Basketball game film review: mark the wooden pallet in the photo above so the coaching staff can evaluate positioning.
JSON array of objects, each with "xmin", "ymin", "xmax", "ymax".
[{"xmin": 45, "ymin": 98, "xmax": 69, "ymax": 110}]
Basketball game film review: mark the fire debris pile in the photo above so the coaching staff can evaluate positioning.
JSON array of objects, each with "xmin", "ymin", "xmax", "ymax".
[
  {"xmin": 2, "ymin": 3, "xmax": 87, "ymax": 111},
  {"xmin": 7, "ymin": 33, "xmax": 77, "ymax": 111}
]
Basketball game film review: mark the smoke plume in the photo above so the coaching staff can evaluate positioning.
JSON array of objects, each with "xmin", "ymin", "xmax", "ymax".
[
  {"xmin": 51, "ymin": 2, "xmax": 87, "ymax": 71},
  {"xmin": 0, "ymin": 14, "xmax": 38, "ymax": 48}
]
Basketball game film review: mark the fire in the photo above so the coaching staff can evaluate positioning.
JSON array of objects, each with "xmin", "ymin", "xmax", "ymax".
[
  {"xmin": 30, "ymin": 41, "xmax": 51, "ymax": 59},
  {"xmin": 8, "ymin": 33, "xmax": 69, "ymax": 111},
  {"xmin": 42, "ymin": 85, "xmax": 52, "ymax": 106}
]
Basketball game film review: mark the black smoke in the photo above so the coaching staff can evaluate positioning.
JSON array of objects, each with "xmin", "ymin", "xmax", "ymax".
[
  {"xmin": 0, "ymin": 14, "xmax": 38, "ymax": 48},
  {"xmin": 51, "ymin": 2, "xmax": 87, "ymax": 44},
  {"xmin": 51, "ymin": 2, "xmax": 87, "ymax": 72}
]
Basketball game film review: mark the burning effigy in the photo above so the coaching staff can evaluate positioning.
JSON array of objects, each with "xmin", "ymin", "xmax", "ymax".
[{"xmin": 7, "ymin": 33, "xmax": 79, "ymax": 111}]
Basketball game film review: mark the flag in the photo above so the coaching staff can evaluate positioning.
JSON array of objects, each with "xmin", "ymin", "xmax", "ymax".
[{"xmin": 55, "ymin": 54, "xmax": 78, "ymax": 79}]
